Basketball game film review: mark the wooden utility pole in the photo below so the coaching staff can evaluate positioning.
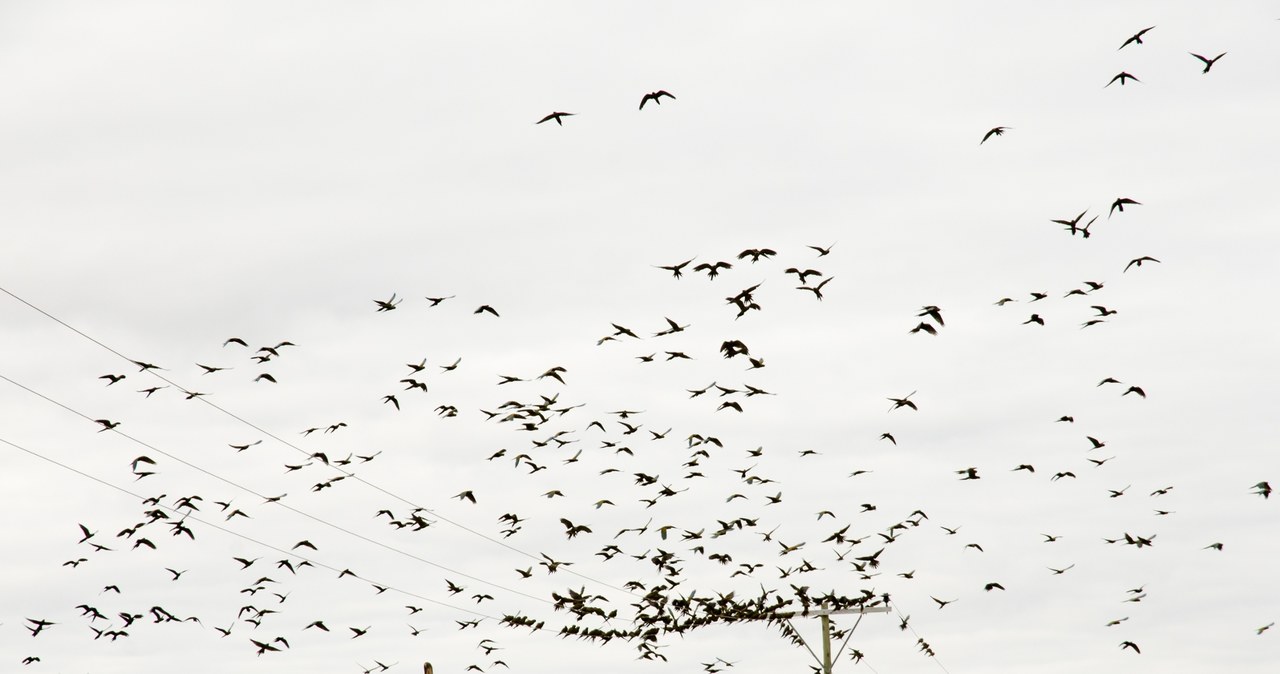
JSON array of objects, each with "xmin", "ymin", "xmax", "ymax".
[{"xmin": 778, "ymin": 604, "xmax": 892, "ymax": 674}]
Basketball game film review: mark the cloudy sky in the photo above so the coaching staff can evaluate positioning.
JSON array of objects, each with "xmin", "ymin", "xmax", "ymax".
[{"xmin": 2, "ymin": 2, "xmax": 1278, "ymax": 673}]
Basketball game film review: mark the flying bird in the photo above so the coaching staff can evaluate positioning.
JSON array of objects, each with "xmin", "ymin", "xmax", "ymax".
[
  {"xmin": 373, "ymin": 294, "xmax": 401, "ymax": 312},
  {"xmin": 639, "ymin": 90, "xmax": 676, "ymax": 110},
  {"xmin": 980, "ymin": 126, "xmax": 1011, "ymax": 144},
  {"xmin": 1106, "ymin": 72, "xmax": 1140, "ymax": 87},
  {"xmin": 1124, "ymin": 256, "xmax": 1161, "ymax": 272},
  {"xmin": 1110, "ymin": 197, "xmax": 1141, "ymax": 216},
  {"xmin": 537, "ymin": 112, "xmax": 574, "ymax": 126},
  {"xmin": 1190, "ymin": 52, "xmax": 1226, "ymax": 73},
  {"xmin": 656, "ymin": 258, "xmax": 694, "ymax": 279},
  {"xmin": 737, "ymin": 247, "xmax": 777, "ymax": 262},
  {"xmin": 1119, "ymin": 26, "xmax": 1155, "ymax": 50},
  {"xmin": 693, "ymin": 261, "xmax": 733, "ymax": 280},
  {"xmin": 796, "ymin": 276, "xmax": 834, "ymax": 300}
]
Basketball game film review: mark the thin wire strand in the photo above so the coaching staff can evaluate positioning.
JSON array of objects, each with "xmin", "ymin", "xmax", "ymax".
[
  {"xmin": 0, "ymin": 434, "xmax": 497, "ymax": 620},
  {"xmin": 893, "ymin": 603, "xmax": 955, "ymax": 674},
  {"xmin": 0, "ymin": 371, "xmax": 553, "ymax": 606},
  {"xmin": 0, "ymin": 283, "xmax": 639, "ymax": 598},
  {"xmin": 832, "ymin": 611, "xmax": 865, "ymax": 664}
]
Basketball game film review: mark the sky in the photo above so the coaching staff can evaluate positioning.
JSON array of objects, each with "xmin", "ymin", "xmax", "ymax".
[{"xmin": 1, "ymin": 1, "xmax": 1278, "ymax": 673}]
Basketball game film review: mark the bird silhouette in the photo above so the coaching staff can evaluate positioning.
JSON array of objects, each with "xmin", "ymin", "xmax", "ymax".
[
  {"xmin": 1119, "ymin": 26, "xmax": 1155, "ymax": 50},
  {"xmin": 981, "ymin": 126, "xmax": 1011, "ymax": 144},
  {"xmin": 1124, "ymin": 256, "xmax": 1161, "ymax": 272},
  {"xmin": 1106, "ymin": 72, "xmax": 1140, "ymax": 87},
  {"xmin": 639, "ymin": 90, "xmax": 676, "ymax": 110},
  {"xmin": 537, "ymin": 112, "xmax": 574, "ymax": 125},
  {"xmin": 1110, "ymin": 197, "xmax": 1141, "ymax": 216},
  {"xmin": 373, "ymin": 294, "xmax": 401, "ymax": 312},
  {"xmin": 1190, "ymin": 52, "xmax": 1226, "ymax": 73}
]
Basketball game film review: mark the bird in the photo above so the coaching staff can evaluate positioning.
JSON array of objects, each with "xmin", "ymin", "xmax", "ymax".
[
  {"xmin": 796, "ymin": 276, "xmax": 834, "ymax": 300},
  {"xmin": 1251, "ymin": 481, "xmax": 1272, "ymax": 499},
  {"xmin": 639, "ymin": 90, "xmax": 676, "ymax": 110},
  {"xmin": 1023, "ymin": 314, "xmax": 1044, "ymax": 325},
  {"xmin": 1106, "ymin": 72, "xmax": 1140, "ymax": 87},
  {"xmin": 930, "ymin": 596, "xmax": 956, "ymax": 609},
  {"xmin": 1124, "ymin": 256, "xmax": 1161, "ymax": 272},
  {"xmin": 1120, "ymin": 641, "xmax": 1141, "ymax": 654},
  {"xmin": 1119, "ymin": 26, "xmax": 1155, "ymax": 49},
  {"xmin": 656, "ymin": 258, "xmax": 695, "ymax": 278},
  {"xmin": 537, "ymin": 112, "xmax": 574, "ymax": 126},
  {"xmin": 917, "ymin": 305, "xmax": 944, "ymax": 326},
  {"xmin": 474, "ymin": 305, "xmax": 500, "ymax": 317},
  {"xmin": 737, "ymin": 247, "xmax": 777, "ymax": 262},
  {"xmin": 1190, "ymin": 52, "xmax": 1226, "ymax": 73},
  {"xmin": 887, "ymin": 392, "xmax": 917, "ymax": 412},
  {"xmin": 980, "ymin": 126, "xmax": 1011, "ymax": 144},
  {"xmin": 93, "ymin": 419, "xmax": 120, "ymax": 432},
  {"xmin": 254, "ymin": 373, "xmax": 277, "ymax": 383},
  {"xmin": 1110, "ymin": 197, "xmax": 1141, "ymax": 216},
  {"xmin": 1051, "ymin": 209, "xmax": 1088, "ymax": 232},
  {"xmin": 693, "ymin": 261, "xmax": 733, "ymax": 280},
  {"xmin": 373, "ymin": 294, "xmax": 401, "ymax": 312},
  {"xmin": 653, "ymin": 317, "xmax": 689, "ymax": 336},
  {"xmin": 98, "ymin": 374, "xmax": 126, "ymax": 385}
]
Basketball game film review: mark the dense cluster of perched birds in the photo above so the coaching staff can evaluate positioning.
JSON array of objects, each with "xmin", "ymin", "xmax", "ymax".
[{"xmin": 6, "ymin": 20, "xmax": 1274, "ymax": 674}]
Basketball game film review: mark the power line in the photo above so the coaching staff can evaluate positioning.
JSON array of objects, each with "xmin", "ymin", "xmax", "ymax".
[
  {"xmin": 0, "ymin": 371, "xmax": 553, "ymax": 607},
  {"xmin": 892, "ymin": 603, "xmax": 955, "ymax": 674},
  {"xmin": 0, "ymin": 283, "xmax": 639, "ymax": 599},
  {"xmin": 0, "ymin": 433, "xmax": 497, "ymax": 621}
]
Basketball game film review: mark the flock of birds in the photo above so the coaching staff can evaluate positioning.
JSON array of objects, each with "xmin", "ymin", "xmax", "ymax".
[{"xmin": 8, "ymin": 18, "xmax": 1275, "ymax": 674}]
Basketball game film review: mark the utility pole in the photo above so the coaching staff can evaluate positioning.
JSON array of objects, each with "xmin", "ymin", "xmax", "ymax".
[{"xmin": 776, "ymin": 604, "xmax": 893, "ymax": 674}]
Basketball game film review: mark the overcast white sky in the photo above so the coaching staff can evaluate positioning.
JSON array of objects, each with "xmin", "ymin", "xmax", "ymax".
[{"xmin": 2, "ymin": 2, "xmax": 1278, "ymax": 673}]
